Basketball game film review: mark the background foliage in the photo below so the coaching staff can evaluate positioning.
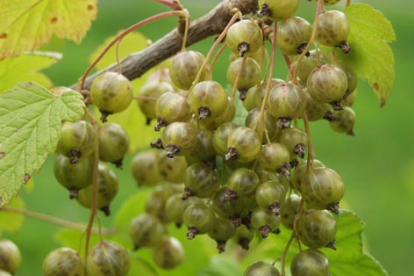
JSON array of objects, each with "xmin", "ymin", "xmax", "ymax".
[{"xmin": 1, "ymin": 0, "xmax": 413, "ymax": 275}]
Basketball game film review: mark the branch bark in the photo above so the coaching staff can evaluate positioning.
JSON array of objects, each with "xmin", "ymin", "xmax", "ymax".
[{"xmin": 73, "ymin": 0, "xmax": 258, "ymax": 90}]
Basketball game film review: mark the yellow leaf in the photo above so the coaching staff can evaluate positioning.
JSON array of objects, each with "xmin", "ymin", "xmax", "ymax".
[
  {"xmin": 0, "ymin": 196, "xmax": 25, "ymax": 233},
  {"xmin": 0, "ymin": 0, "xmax": 98, "ymax": 59}
]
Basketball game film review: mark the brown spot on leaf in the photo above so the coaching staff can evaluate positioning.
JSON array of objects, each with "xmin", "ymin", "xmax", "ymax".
[
  {"xmin": 0, "ymin": 198, "xmax": 2, "ymax": 205},
  {"xmin": 0, "ymin": 152, "xmax": 4, "ymax": 159},
  {"xmin": 0, "ymin": 33, "xmax": 7, "ymax": 39},
  {"xmin": 373, "ymin": 82, "xmax": 379, "ymax": 91},
  {"xmin": 380, "ymin": 98, "xmax": 386, "ymax": 108},
  {"xmin": 87, "ymin": 5, "xmax": 94, "ymax": 11},
  {"xmin": 24, "ymin": 174, "xmax": 31, "ymax": 184},
  {"xmin": 25, "ymin": 82, "xmax": 33, "ymax": 87},
  {"xmin": 50, "ymin": 17, "xmax": 58, "ymax": 24}
]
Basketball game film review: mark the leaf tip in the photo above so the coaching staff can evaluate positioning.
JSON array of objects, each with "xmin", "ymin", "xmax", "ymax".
[{"xmin": 23, "ymin": 174, "xmax": 31, "ymax": 184}]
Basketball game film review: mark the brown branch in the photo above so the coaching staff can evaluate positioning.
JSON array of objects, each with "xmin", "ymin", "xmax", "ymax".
[{"xmin": 73, "ymin": 0, "xmax": 259, "ymax": 90}]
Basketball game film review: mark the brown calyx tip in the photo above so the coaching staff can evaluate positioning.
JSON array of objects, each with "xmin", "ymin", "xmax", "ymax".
[
  {"xmin": 239, "ymin": 238, "xmax": 250, "ymax": 251},
  {"xmin": 187, "ymin": 226, "xmax": 200, "ymax": 240},
  {"xmin": 277, "ymin": 162, "xmax": 291, "ymax": 177},
  {"xmin": 238, "ymin": 42, "xmax": 250, "ymax": 57},
  {"xmin": 100, "ymin": 110, "xmax": 111, "ymax": 123},
  {"xmin": 216, "ymin": 240, "xmax": 227, "ymax": 254},
  {"xmin": 328, "ymin": 202, "xmax": 340, "ymax": 214},
  {"xmin": 113, "ymin": 158, "xmax": 124, "ymax": 169},
  {"xmin": 165, "ymin": 144, "xmax": 180, "ymax": 158},
  {"xmin": 339, "ymin": 41, "xmax": 351, "ymax": 54},
  {"xmin": 294, "ymin": 143, "xmax": 306, "ymax": 158},
  {"xmin": 258, "ymin": 225, "xmax": 272, "ymax": 238},
  {"xmin": 69, "ymin": 188, "xmax": 79, "ymax": 200},
  {"xmin": 331, "ymin": 100, "xmax": 343, "ymax": 111},
  {"xmin": 150, "ymin": 138, "xmax": 164, "ymax": 149},
  {"xmin": 100, "ymin": 206, "xmax": 111, "ymax": 216},
  {"xmin": 224, "ymin": 146, "xmax": 238, "ymax": 161},
  {"xmin": 181, "ymin": 187, "xmax": 195, "ymax": 200},
  {"xmin": 268, "ymin": 202, "xmax": 281, "ymax": 216},
  {"xmin": 68, "ymin": 149, "xmax": 81, "ymax": 164},
  {"xmin": 258, "ymin": 3, "xmax": 271, "ymax": 18},
  {"xmin": 277, "ymin": 117, "xmax": 291, "ymax": 129},
  {"xmin": 326, "ymin": 240, "xmax": 337, "ymax": 250},
  {"xmin": 224, "ymin": 189, "xmax": 238, "ymax": 201},
  {"xmin": 154, "ymin": 116, "xmax": 168, "ymax": 131},
  {"xmin": 198, "ymin": 106, "xmax": 211, "ymax": 120},
  {"xmin": 238, "ymin": 88, "xmax": 248, "ymax": 101}
]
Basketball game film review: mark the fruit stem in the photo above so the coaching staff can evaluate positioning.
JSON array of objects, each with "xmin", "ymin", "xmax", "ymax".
[
  {"xmin": 0, "ymin": 206, "xmax": 114, "ymax": 235},
  {"xmin": 209, "ymin": 42, "xmax": 227, "ymax": 73},
  {"xmin": 230, "ymin": 55, "xmax": 247, "ymax": 102},
  {"xmin": 180, "ymin": 9, "xmax": 190, "ymax": 51},
  {"xmin": 290, "ymin": 0, "xmax": 324, "ymax": 82},
  {"xmin": 79, "ymin": 10, "xmax": 186, "ymax": 90},
  {"xmin": 278, "ymin": 232, "xmax": 296, "ymax": 275},
  {"xmin": 303, "ymin": 112, "xmax": 315, "ymax": 171},
  {"xmin": 346, "ymin": 0, "xmax": 351, "ymax": 7}
]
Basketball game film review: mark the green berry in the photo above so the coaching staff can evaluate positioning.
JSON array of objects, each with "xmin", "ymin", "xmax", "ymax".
[
  {"xmin": 43, "ymin": 247, "xmax": 84, "ymax": 276},
  {"xmin": 226, "ymin": 20, "xmax": 263, "ymax": 57},
  {"xmin": 0, "ymin": 239, "xmax": 21, "ymax": 274},
  {"xmin": 152, "ymin": 237, "xmax": 184, "ymax": 270},
  {"xmin": 131, "ymin": 151, "xmax": 163, "ymax": 187},
  {"xmin": 86, "ymin": 241, "xmax": 130, "ymax": 276},
  {"xmin": 98, "ymin": 123, "xmax": 130, "ymax": 167},
  {"xmin": 277, "ymin": 16, "xmax": 312, "ymax": 56},
  {"xmin": 129, "ymin": 213, "xmax": 165, "ymax": 250},
  {"xmin": 291, "ymin": 249, "xmax": 330, "ymax": 276},
  {"xmin": 244, "ymin": 261, "xmax": 280, "ymax": 276},
  {"xmin": 258, "ymin": 0, "xmax": 299, "ymax": 21},
  {"xmin": 225, "ymin": 126, "xmax": 261, "ymax": 163},
  {"xmin": 316, "ymin": 10, "xmax": 351, "ymax": 53},
  {"xmin": 161, "ymin": 122, "xmax": 198, "ymax": 158}
]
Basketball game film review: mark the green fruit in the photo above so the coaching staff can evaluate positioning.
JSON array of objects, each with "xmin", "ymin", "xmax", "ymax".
[
  {"xmin": 291, "ymin": 159, "xmax": 325, "ymax": 192},
  {"xmin": 291, "ymin": 249, "xmax": 330, "ymax": 276},
  {"xmin": 258, "ymin": 143, "xmax": 291, "ymax": 176},
  {"xmin": 185, "ymin": 129, "xmax": 216, "ymax": 165},
  {"xmin": 90, "ymin": 72, "xmax": 133, "ymax": 122},
  {"xmin": 98, "ymin": 123, "xmax": 130, "ymax": 167},
  {"xmin": 86, "ymin": 241, "xmax": 130, "ymax": 276},
  {"xmin": 225, "ymin": 126, "xmax": 261, "ymax": 163},
  {"xmin": 54, "ymin": 154, "xmax": 93, "ymax": 199},
  {"xmin": 329, "ymin": 106, "xmax": 356, "ymax": 136},
  {"xmin": 160, "ymin": 122, "xmax": 198, "ymax": 158},
  {"xmin": 207, "ymin": 217, "xmax": 236, "ymax": 253},
  {"xmin": 279, "ymin": 127, "xmax": 308, "ymax": 159},
  {"xmin": 316, "ymin": 10, "xmax": 351, "ymax": 53},
  {"xmin": 233, "ymin": 224, "xmax": 254, "ymax": 250},
  {"xmin": 227, "ymin": 168, "xmax": 260, "ymax": 201},
  {"xmin": 43, "ymin": 247, "xmax": 85, "ymax": 276},
  {"xmin": 197, "ymin": 98, "xmax": 236, "ymax": 130},
  {"xmin": 131, "ymin": 151, "xmax": 163, "ymax": 187},
  {"xmin": 277, "ymin": 16, "xmax": 312, "ymax": 56},
  {"xmin": 152, "ymin": 237, "xmax": 184, "ymax": 270},
  {"xmin": 57, "ymin": 120, "xmax": 95, "ymax": 163},
  {"xmin": 145, "ymin": 184, "xmax": 183, "ymax": 223},
  {"xmin": 280, "ymin": 194, "xmax": 302, "ymax": 229},
  {"xmin": 304, "ymin": 89, "xmax": 332, "ymax": 122},
  {"xmin": 212, "ymin": 187, "xmax": 244, "ymax": 224},
  {"xmin": 213, "ymin": 122, "xmax": 240, "ymax": 156},
  {"xmin": 157, "ymin": 153, "xmax": 187, "ymax": 183},
  {"xmin": 245, "ymin": 108, "xmax": 280, "ymax": 143},
  {"xmin": 155, "ymin": 92, "xmax": 192, "ymax": 131},
  {"xmin": 226, "ymin": 20, "xmax": 263, "ymax": 57},
  {"xmin": 183, "ymin": 203, "xmax": 216, "ymax": 239},
  {"xmin": 183, "ymin": 162, "xmax": 221, "ymax": 199},
  {"xmin": 0, "ymin": 239, "xmax": 21, "ymax": 273},
  {"xmin": 244, "ymin": 261, "xmax": 280, "ymax": 276},
  {"xmin": 164, "ymin": 194, "xmax": 202, "ymax": 227},
  {"xmin": 293, "ymin": 50, "xmax": 328, "ymax": 85},
  {"xmin": 227, "ymin": 57, "xmax": 262, "ymax": 95},
  {"xmin": 255, "ymin": 181, "xmax": 286, "ymax": 215},
  {"xmin": 251, "ymin": 207, "xmax": 281, "ymax": 238},
  {"xmin": 258, "ymin": 0, "xmax": 299, "ymax": 21},
  {"xmin": 129, "ymin": 213, "xmax": 165, "ymax": 250}
]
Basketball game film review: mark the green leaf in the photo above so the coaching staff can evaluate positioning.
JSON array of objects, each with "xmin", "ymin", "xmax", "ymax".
[
  {"xmin": 197, "ymin": 256, "xmax": 243, "ymax": 276},
  {"xmin": 54, "ymin": 227, "xmax": 100, "ymax": 258},
  {"xmin": 0, "ymin": 0, "xmax": 97, "ymax": 59},
  {"xmin": 0, "ymin": 196, "xmax": 25, "ymax": 234},
  {"xmin": 338, "ymin": 4, "xmax": 396, "ymax": 106},
  {"xmin": 0, "ymin": 51, "xmax": 61, "ymax": 93},
  {"xmin": 0, "ymin": 82, "xmax": 85, "ymax": 206},
  {"xmin": 89, "ymin": 32, "xmax": 160, "ymax": 153}
]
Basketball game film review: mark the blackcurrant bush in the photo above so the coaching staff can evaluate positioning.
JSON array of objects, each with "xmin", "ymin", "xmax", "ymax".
[
  {"xmin": 161, "ymin": 122, "xmax": 197, "ymax": 158},
  {"xmin": 54, "ymin": 154, "xmax": 93, "ymax": 199},
  {"xmin": 152, "ymin": 237, "xmax": 184, "ymax": 270},
  {"xmin": 86, "ymin": 241, "xmax": 130, "ymax": 276},
  {"xmin": 183, "ymin": 162, "xmax": 221, "ymax": 199},
  {"xmin": 227, "ymin": 57, "xmax": 262, "ymax": 97},
  {"xmin": 183, "ymin": 202, "xmax": 216, "ymax": 239},
  {"xmin": 255, "ymin": 181, "xmax": 286, "ymax": 215},
  {"xmin": 169, "ymin": 50, "xmax": 209, "ymax": 90},
  {"xmin": 279, "ymin": 127, "xmax": 308, "ymax": 159},
  {"xmin": 251, "ymin": 207, "xmax": 281, "ymax": 238},
  {"xmin": 57, "ymin": 120, "xmax": 95, "ymax": 163},
  {"xmin": 280, "ymin": 194, "xmax": 302, "ymax": 229},
  {"xmin": 154, "ymin": 92, "xmax": 192, "ymax": 131},
  {"xmin": 207, "ymin": 217, "xmax": 236, "ymax": 253},
  {"xmin": 225, "ymin": 126, "xmax": 261, "ymax": 163},
  {"xmin": 329, "ymin": 106, "xmax": 356, "ymax": 136},
  {"xmin": 316, "ymin": 10, "xmax": 351, "ymax": 53},
  {"xmin": 98, "ymin": 123, "xmax": 130, "ymax": 167},
  {"xmin": 244, "ymin": 261, "xmax": 280, "ymax": 276},
  {"xmin": 258, "ymin": 143, "xmax": 291, "ymax": 176},
  {"xmin": 296, "ymin": 209, "xmax": 337, "ymax": 249},
  {"xmin": 157, "ymin": 153, "xmax": 187, "ymax": 183},
  {"xmin": 129, "ymin": 213, "xmax": 165, "ymax": 250},
  {"xmin": 42, "ymin": 247, "xmax": 84, "ymax": 276},
  {"xmin": 90, "ymin": 72, "xmax": 133, "ymax": 122},
  {"xmin": 277, "ymin": 16, "xmax": 312, "ymax": 56},
  {"xmin": 226, "ymin": 19, "xmax": 263, "ymax": 57},
  {"xmin": 131, "ymin": 151, "xmax": 163, "ymax": 186},
  {"xmin": 291, "ymin": 249, "xmax": 330, "ymax": 276},
  {"xmin": 77, "ymin": 163, "xmax": 119, "ymax": 216},
  {"xmin": 0, "ymin": 239, "xmax": 21, "ymax": 274}
]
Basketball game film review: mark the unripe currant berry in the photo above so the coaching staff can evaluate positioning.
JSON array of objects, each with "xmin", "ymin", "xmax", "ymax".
[
  {"xmin": 267, "ymin": 82, "xmax": 306, "ymax": 128},
  {"xmin": 251, "ymin": 207, "xmax": 281, "ymax": 238},
  {"xmin": 77, "ymin": 163, "xmax": 119, "ymax": 216},
  {"xmin": 226, "ymin": 19, "xmax": 263, "ymax": 57},
  {"xmin": 0, "ymin": 270, "xmax": 12, "ymax": 276},
  {"xmin": 258, "ymin": 0, "xmax": 299, "ymax": 21},
  {"xmin": 307, "ymin": 64, "xmax": 348, "ymax": 110},
  {"xmin": 183, "ymin": 203, "xmax": 216, "ymax": 239},
  {"xmin": 233, "ymin": 224, "xmax": 254, "ymax": 250},
  {"xmin": 182, "ymin": 162, "xmax": 221, "ymax": 199},
  {"xmin": 131, "ymin": 151, "xmax": 163, "ymax": 186},
  {"xmin": 227, "ymin": 57, "xmax": 262, "ymax": 99},
  {"xmin": 0, "ymin": 239, "xmax": 21, "ymax": 274},
  {"xmin": 207, "ymin": 217, "xmax": 236, "ymax": 253},
  {"xmin": 145, "ymin": 184, "xmax": 183, "ymax": 222},
  {"xmin": 57, "ymin": 120, "xmax": 95, "ymax": 163},
  {"xmin": 291, "ymin": 160, "xmax": 325, "ymax": 193},
  {"xmin": 304, "ymin": 90, "xmax": 333, "ymax": 122},
  {"xmin": 161, "ymin": 122, "xmax": 197, "ymax": 158},
  {"xmin": 225, "ymin": 126, "xmax": 261, "ymax": 163},
  {"xmin": 213, "ymin": 122, "xmax": 240, "ymax": 156},
  {"xmin": 226, "ymin": 168, "xmax": 260, "ymax": 201},
  {"xmin": 137, "ymin": 80, "xmax": 174, "ymax": 124},
  {"xmin": 54, "ymin": 154, "xmax": 93, "ymax": 199},
  {"xmin": 90, "ymin": 72, "xmax": 133, "ymax": 122},
  {"xmin": 169, "ymin": 50, "xmax": 209, "ymax": 90},
  {"xmin": 197, "ymin": 98, "xmax": 236, "ymax": 130},
  {"xmin": 254, "ymin": 78, "xmax": 285, "ymax": 110},
  {"xmin": 185, "ymin": 129, "xmax": 216, "ymax": 165},
  {"xmin": 129, "ymin": 213, "xmax": 165, "ymax": 250},
  {"xmin": 320, "ymin": 0, "xmax": 342, "ymax": 5},
  {"xmin": 157, "ymin": 153, "xmax": 187, "ymax": 183},
  {"xmin": 152, "ymin": 237, "xmax": 184, "ymax": 270},
  {"xmin": 329, "ymin": 106, "xmax": 356, "ymax": 136},
  {"xmin": 291, "ymin": 249, "xmax": 330, "ymax": 276},
  {"xmin": 245, "ymin": 108, "xmax": 280, "ymax": 143},
  {"xmin": 339, "ymin": 65, "xmax": 358, "ymax": 96},
  {"xmin": 316, "ymin": 10, "xmax": 351, "ymax": 53},
  {"xmin": 280, "ymin": 194, "xmax": 301, "ymax": 229},
  {"xmin": 42, "ymin": 247, "xmax": 84, "ymax": 276},
  {"xmin": 242, "ymin": 85, "xmax": 259, "ymax": 111},
  {"xmin": 164, "ymin": 194, "xmax": 202, "ymax": 227},
  {"xmin": 277, "ymin": 16, "xmax": 312, "ymax": 56},
  {"xmin": 188, "ymin": 80, "xmax": 229, "ymax": 120},
  {"xmin": 244, "ymin": 261, "xmax": 280, "ymax": 276},
  {"xmin": 212, "ymin": 187, "xmax": 244, "ymax": 225},
  {"xmin": 98, "ymin": 123, "xmax": 130, "ymax": 167},
  {"xmin": 154, "ymin": 92, "xmax": 192, "ymax": 131},
  {"xmin": 86, "ymin": 241, "xmax": 130, "ymax": 276},
  {"xmin": 302, "ymin": 166, "xmax": 345, "ymax": 213},
  {"xmin": 279, "ymin": 127, "xmax": 308, "ymax": 159},
  {"xmin": 296, "ymin": 209, "xmax": 337, "ymax": 249},
  {"xmin": 292, "ymin": 50, "xmax": 328, "ymax": 85},
  {"xmin": 258, "ymin": 143, "xmax": 291, "ymax": 176},
  {"xmin": 255, "ymin": 181, "xmax": 286, "ymax": 215}
]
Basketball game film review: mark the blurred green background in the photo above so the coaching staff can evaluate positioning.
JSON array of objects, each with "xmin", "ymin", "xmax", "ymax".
[{"xmin": 2, "ymin": 0, "xmax": 413, "ymax": 275}]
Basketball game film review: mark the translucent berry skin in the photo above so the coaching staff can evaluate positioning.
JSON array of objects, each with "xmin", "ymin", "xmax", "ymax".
[
  {"xmin": 188, "ymin": 80, "xmax": 229, "ymax": 119},
  {"xmin": 226, "ymin": 20, "xmax": 263, "ymax": 57},
  {"xmin": 207, "ymin": 217, "xmax": 236, "ymax": 253},
  {"xmin": 329, "ymin": 106, "xmax": 356, "ymax": 136},
  {"xmin": 254, "ymin": 78, "xmax": 285, "ymax": 110},
  {"xmin": 185, "ymin": 129, "xmax": 216, "ymax": 164},
  {"xmin": 152, "ymin": 237, "xmax": 184, "ymax": 270},
  {"xmin": 291, "ymin": 160, "xmax": 325, "ymax": 193},
  {"xmin": 164, "ymin": 194, "xmax": 202, "ymax": 227},
  {"xmin": 342, "ymin": 89, "xmax": 356, "ymax": 107},
  {"xmin": 213, "ymin": 122, "xmax": 240, "ymax": 156},
  {"xmin": 255, "ymin": 181, "xmax": 286, "ymax": 215},
  {"xmin": 316, "ymin": 10, "xmax": 350, "ymax": 48},
  {"xmin": 212, "ymin": 187, "xmax": 244, "ymax": 220},
  {"xmin": 77, "ymin": 163, "xmax": 119, "ymax": 216},
  {"xmin": 227, "ymin": 168, "xmax": 260, "ymax": 200},
  {"xmin": 279, "ymin": 127, "xmax": 308, "ymax": 159},
  {"xmin": 157, "ymin": 153, "xmax": 187, "ymax": 183},
  {"xmin": 137, "ymin": 80, "xmax": 173, "ymax": 123},
  {"xmin": 131, "ymin": 151, "xmax": 163, "ymax": 186},
  {"xmin": 245, "ymin": 108, "xmax": 280, "ymax": 143},
  {"xmin": 98, "ymin": 123, "xmax": 130, "ymax": 166},
  {"xmin": 0, "ymin": 239, "xmax": 21, "ymax": 273},
  {"xmin": 155, "ymin": 92, "xmax": 192, "ymax": 130},
  {"xmin": 297, "ymin": 209, "xmax": 337, "ymax": 249},
  {"xmin": 54, "ymin": 154, "xmax": 93, "ymax": 199},
  {"xmin": 304, "ymin": 90, "xmax": 331, "ymax": 122},
  {"xmin": 145, "ymin": 184, "xmax": 183, "ymax": 223},
  {"xmin": 307, "ymin": 65, "xmax": 348, "ymax": 105},
  {"xmin": 42, "ymin": 247, "xmax": 85, "ymax": 276},
  {"xmin": 169, "ymin": 50, "xmax": 209, "ymax": 90},
  {"xmin": 244, "ymin": 261, "xmax": 280, "ymax": 276},
  {"xmin": 57, "ymin": 120, "xmax": 95, "ymax": 163},
  {"xmin": 161, "ymin": 122, "xmax": 198, "ymax": 158},
  {"xmin": 90, "ymin": 72, "xmax": 133, "ymax": 117},
  {"xmin": 293, "ymin": 50, "xmax": 328, "ymax": 85},
  {"xmin": 183, "ymin": 203, "xmax": 216, "ymax": 239},
  {"xmin": 197, "ymin": 98, "xmax": 236, "ymax": 130},
  {"xmin": 280, "ymin": 194, "xmax": 301, "ymax": 229},
  {"xmin": 129, "ymin": 213, "xmax": 164, "ymax": 250},
  {"xmin": 277, "ymin": 17, "xmax": 312, "ymax": 56},
  {"xmin": 251, "ymin": 207, "xmax": 281, "ymax": 238},
  {"xmin": 291, "ymin": 249, "xmax": 330, "ymax": 276},
  {"xmin": 86, "ymin": 241, "xmax": 130, "ymax": 276},
  {"xmin": 183, "ymin": 162, "xmax": 221, "ymax": 198},
  {"xmin": 258, "ymin": 143, "xmax": 291, "ymax": 174},
  {"xmin": 225, "ymin": 126, "xmax": 261, "ymax": 163},
  {"xmin": 258, "ymin": 0, "xmax": 299, "ymax": 21},
  {"xmin": 302, "ymin": 167, "xmax": 345, "ymax": 213},
  {"xmin": 227, "ymin": 57, "xmax": 262, "ymax": 91}
]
